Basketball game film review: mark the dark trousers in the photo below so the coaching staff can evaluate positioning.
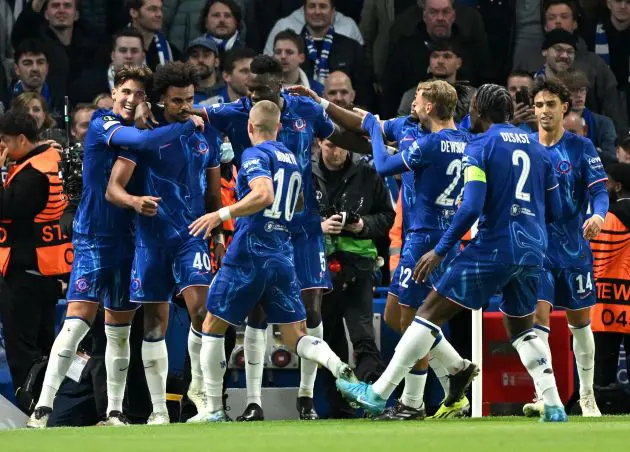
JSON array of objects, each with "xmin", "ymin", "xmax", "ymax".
[
  {"xmin": 321, "ymin": 270, "xmax": 385, "ymax": 418},
  {"xmin": 0, "ymin": 265, "xmax": 61, "ymax": 392},
  {"xmin": 594, "ymin": 331, "xmax": 630, "ymax": 387}
]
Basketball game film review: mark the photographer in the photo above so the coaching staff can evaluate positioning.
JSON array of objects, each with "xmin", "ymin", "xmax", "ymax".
[{"xmin": 314, "ymin": 138, "xmax": 393, "ymax": 417}]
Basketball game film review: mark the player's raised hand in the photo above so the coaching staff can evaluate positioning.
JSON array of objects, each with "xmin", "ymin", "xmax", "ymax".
[
  {"xmin": 189, "ymin": 212, "xmax": 221, "ymax": 239},
  {"xmin": 134, "ymin": 102, "xmax": 159, "ymax": 130},
  {"xmin": 132, "ymin": 196, "xmax": 161, "ymax": 216},
  {"xmin": 0, "ymin": 143, "xmax": 9, "ymax": 168},
  {"xmin": 286, "ymin": 85, "xmax": 320, "ymax": 103},
  {"xmin": 190, "ymin": 115, "xmax": 205, "ymax": 132},
  {"xmin": 413, "ymin": 249, "xmax": 444, "ymax": 283},
  {"xmin": 583, "ymin": 215, "xmax": 604, "ymax": 240},
  {"xmin": 321, "ymin": 214, "xmax": 343, "ymax": 235}
]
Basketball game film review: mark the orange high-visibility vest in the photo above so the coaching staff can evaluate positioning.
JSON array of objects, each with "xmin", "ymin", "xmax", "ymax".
[
  {"xmin": 389, "ymin": 196, "xmax": 403, "ymax": 273},
  {"xmin": 0, "ymin": 147, "xmax": 73, "ymax": 276},
  {"xmin": 211, "ymin": 167, "xmax": 237, "ymax": 273},
  {"xmin": 591, "ymin": 211, "xmax": 630, "ymax": 333}
]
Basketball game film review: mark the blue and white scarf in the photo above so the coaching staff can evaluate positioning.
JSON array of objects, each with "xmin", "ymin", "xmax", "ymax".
[
  {"xmin": 154, "ymin": 31, "xmax": 174, "ymax": 66},
  {"xmin": 303, "ymin": 26, "xmax": 334, "ymax": 84},
  {"xmin": 207, "ymin": 31, "xmax": 240, "ymax": 53},
  {"xmin": 595, "ymin": 23, "xmax": 610, "ymax": 65},
  {"xmin": 12, "ymin": 80, "xmax": 52, "ymax": 105}
]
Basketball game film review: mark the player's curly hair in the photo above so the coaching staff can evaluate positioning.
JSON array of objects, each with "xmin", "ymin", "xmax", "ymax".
[
  {"xmin": 250, "ymin": 55, "xmax": 282, "ymax": 77},
  {"xmin": 114, "ymin": 64, "xmax": 153, "ymax": 89},
  {"xmin": 152, "ymin": 61, "xmax": 198, "ymax": 99},
  {"xmin": 474, "ymin": 84, "xmax": 514, "ymax": 123},
  {"xmin": 531, "ymin": 77, "xmax": 572, "ymax": 113}
]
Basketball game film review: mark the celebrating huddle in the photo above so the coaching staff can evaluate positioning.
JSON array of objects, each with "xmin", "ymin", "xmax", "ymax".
[{"xmin": 22, "ymin": 54, "xmax": 606, "ymax": 427}]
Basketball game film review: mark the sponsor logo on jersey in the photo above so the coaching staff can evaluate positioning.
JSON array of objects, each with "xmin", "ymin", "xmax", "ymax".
[
  {"xmin": 75, "ymin": 277, "xmax": 90, "ymax": 293},
  {"xmin": 557, "ymin": 160, "xmax": 572, "ymax": 174},
  {"xmin": 264, "ymin": 221, "xmax": 288, "ymax": 233},
  {"xmin": 511, "ymin": 204, "xmax": 536, "ymax": 217},
  {"xmin": 588, "ymin": 156, "xmax": 603, "ymax": 170}
]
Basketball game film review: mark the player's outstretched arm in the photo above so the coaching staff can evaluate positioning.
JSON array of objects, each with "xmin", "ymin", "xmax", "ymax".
[
  {"xmin": 109, "ymin": 118, "xmax": 200, "ymax": 152},
  {"xmin": 105, "ymin": 158, "xmax": 161, "ymax": 216},
  {"xmin": 189, "ymin": 177, "xmax": 274, "ymax": 239},
  {"xmin": 362, "ymin": 112, "xmax": 407, "ymax": 175}
]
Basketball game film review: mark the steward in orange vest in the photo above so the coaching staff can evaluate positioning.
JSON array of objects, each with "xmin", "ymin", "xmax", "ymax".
[{"xmin": 0, "ymin": 110, "xmax": 71, "ymax": 391}]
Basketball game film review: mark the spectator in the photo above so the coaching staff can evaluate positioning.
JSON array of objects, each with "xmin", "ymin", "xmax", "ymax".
[
  {"xmin": 273, "ymin": 29, "xmax": 323, "ymax": 95},
  {"xmin": 11, "ymin": 92, "xmax": 65, "ymax": 145},
  {"xmin": 11, "ymin": 0, "xmax": 98, "ymax": 91},
  {"xmin": 564, "ymin": 110, "xmax": 586, "ymax": 136},
  {"xmin": 199, "ymin": 0, "xmax": 245, "ymax": 58},
  {"xmin": 291, "ymin": 0, "xmax": 373, "ymax": 108},
  {"xmin": 263, "ymin": 0, "xmax": 363, "ymax": 56},
  {"xmin": 0, "ymin": 110, "xmax": 70, "ymax": 402},
  {"xmin": 70, "ymin": 103, "xmax": 97, "ymax": 142},
  {"xmin": 93, "ymin": 93, "xmax": 114, "ymax": 110},
  {"xmin": 396, "ymin": 40, "xmax": 474, "ymax": 121},
  {"xmin": 7, "ymin": 39, "xmax": 62, "ymax": 122},
  {"xmin": 591, "ymin": 0, "xmax": 630, "ymax": 122},
  {"xmin": 314, "ymin": 137, "xmax": 392, "ymax": 417},
  {"xmin": 506, "ymin": 70, "xmax": 537, "ymax": 133},
  {"xmin": 244, "ymin": 0, "xmax": 301, "ymax": 52},
  {"xmin": 617, "ymin": 134, "xmax": 630, "ymax": 163},
  {"xmin": 323, "ymin": 71, "xmax": 355, "ymax": 109},
  {"xmin": 185, "ymin": 36, "xmax": 222, "ymax": 105},
  {"xmin": 383, "ymin": 0, "xmax": 494, "ymax": 117},
  {"xmin": 556, "ymin": 68, "xmax": 617, "ymax": 159},
  {"xmin": 359, "ymin": 0, "xmax": 416, "ymax": 85},
  {"xmin": 527, "ymin": 1, "xmax": 629, "ymax": 133},
  {"xmin": 127, "ymin": 0, "xmax": 180, "ymax": 70},
  {"xmin": 205, "ymin": 47, "xmax": 255, "ymax": 104},
  {"xmin": 69, "ymin": 27, "xmax": 146, "ymax": 106}
]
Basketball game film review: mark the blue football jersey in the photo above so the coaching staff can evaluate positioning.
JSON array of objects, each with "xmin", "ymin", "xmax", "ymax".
[
  {"xmin": 464, "ymin": 124, "xmax": 559, "ymax": 266},
  {"xmin": 400, "ymin": 128, "xmax": 471, "ymax": 232},
  {"xmin": 532, "ymin": 131, "xmax": 607, "ymax": 267},
  {"xmin": 223, "ymin": 141, "xmax": 302, "ymax": 267},
  {"xmin": 74, "ymin": 110, "xmax": 134, "ymax": 237},
  {"xmin": 383, "ymin": 116, "xmax": 425, "ymax": 233},
  {"xmin": 201, "ymin": 93, "xmax": 334, "ymax": 229},
  {"xmin": 120, "ymin": 120, "xmax": 220, "ymax": 247}
]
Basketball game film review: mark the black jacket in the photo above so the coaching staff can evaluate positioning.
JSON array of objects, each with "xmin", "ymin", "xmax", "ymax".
[
  {"xmin": 300, "ymin": 32, "xmax": 374, "ymax": 110},
  {"xmin": 312, "ymin": 154, "xmax": 394, "ymax": 243},
  {"xmin": 69, "ymin": 68, "xmax": 110, "ymax": 107}
]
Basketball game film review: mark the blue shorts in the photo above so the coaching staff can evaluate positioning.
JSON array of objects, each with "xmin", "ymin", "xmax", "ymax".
[
  {"xmin": 66, "ymin": 234, "xmax": 136, "ymax": 311},
  {"xmin": 435, "ymin": 244, "xmax": 542, "ymax": 317},
  {"xmin": 292, "ymin": 224, "xmax": 331, "ymax": 291},
  {"xmin": 207, "ymin": 255, "xmax": 306, "ymax": 326},
  {"xmin": 398, "ymin": 231, "xmax": 457, "ymax": 309},
  {"xmin": 130, "ymin": 238, "xmax": 212, "ymax": 303},
  {"xmin": 538, "ymin": 265, "xmax": 596, "ymax": 310}
]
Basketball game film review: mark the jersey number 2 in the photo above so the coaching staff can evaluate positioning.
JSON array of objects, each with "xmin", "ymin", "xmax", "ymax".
[
  {"xmin": 512, "ymin": 150, "xmax": 531, "ymax": 202},
  {"xmin": 263, "ymin": 169, "xmax": 302, "ymax": 222}
]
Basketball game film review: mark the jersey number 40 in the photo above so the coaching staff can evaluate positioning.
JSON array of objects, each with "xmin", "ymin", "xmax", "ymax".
[{"xmin": 263, "ymin": 169, "xmax": 303, "ymax": 222}]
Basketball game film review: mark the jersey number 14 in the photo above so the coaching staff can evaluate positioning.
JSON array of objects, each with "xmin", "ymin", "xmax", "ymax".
[{"xmin": 263, "ymin": 169, "xmax": 303, "ymax": 222}]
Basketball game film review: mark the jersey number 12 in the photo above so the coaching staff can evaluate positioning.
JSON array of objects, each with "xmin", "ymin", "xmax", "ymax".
[{"xmin": 263, "ymin": 169, "xmax": 302, "ymax": 222}]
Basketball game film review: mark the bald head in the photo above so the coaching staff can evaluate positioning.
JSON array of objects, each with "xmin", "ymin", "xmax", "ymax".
[
  {"xmin": 248, "ymin": 100, "xmax": 281, "ymax": 143},
  {"xmin": 563, "ymin": 110, "xmax": 584, "ymax": 136},
  {"xmin": 324, "ymin": 71, "xmax": 355, "ymax": 109}
]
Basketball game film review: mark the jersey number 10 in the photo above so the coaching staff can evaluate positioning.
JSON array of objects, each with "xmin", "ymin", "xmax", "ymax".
[{"xmin": 263, "ymin": 169, "xmax": 303, "ymax": 222}]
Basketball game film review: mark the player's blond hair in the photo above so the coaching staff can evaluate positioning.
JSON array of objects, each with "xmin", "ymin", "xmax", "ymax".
[
  {"xmin": 249, "ymin": 100, "xmax": 281, "ymax": 136},
  {"xmin": 417, "ymin": 80, "xmax": 458, "ymax": 120}
]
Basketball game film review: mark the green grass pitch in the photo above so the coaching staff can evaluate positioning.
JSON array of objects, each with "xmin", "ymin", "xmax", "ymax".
[{"xmin": 1, "ymin": 417, "xmax": 629, "ymax": 452}]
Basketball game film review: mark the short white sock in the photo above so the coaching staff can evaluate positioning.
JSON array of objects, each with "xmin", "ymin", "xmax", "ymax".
[
  {"xmin": 430, "ymin": 334, "xmax": 465, "ymax": 375},
  {"xmin": 142, "ymin": 338, "xmax": 168, "ymax": 414},
  {"xmin": 201, "ymin": 334, "xmax": 225, "ymax": 413},
  {"xmin": 244, "ymin": 326, "xmax": 266, "ymax": 406},
  {"xmin": 104, "ymin": 324, "xmax": 131, "ymax": 414},
  {"xmin": 188, "ymin": 326, "xmax": 203, "ymax": 392},
  {"xmin": 36, "ymin": 317, "xmax": 91, "ymax": 409},
  {"xmin": 372, "ymin": 317, "xmax": 439, "ymax": 400},
  {"xmin": 402, "ymin": 369, "xmax": 427, "ymax": 409},
  {"xmin": 296, "ymin": 334, "xmax": 342, "ymax": 377},
  {"xmin": 512, "ymin": 329, "xmax": 562, "ymax": 407},
  {"xmin": 428, "ymin": 354, "xmax": 450, "ymax": 395},
  {"xmin": 299, "ymin": 322, "xmax": 323, "ymax": 398},
  {"xmin": 570, "ymin": 323, "xmax": 595, "ymax": 397}
]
